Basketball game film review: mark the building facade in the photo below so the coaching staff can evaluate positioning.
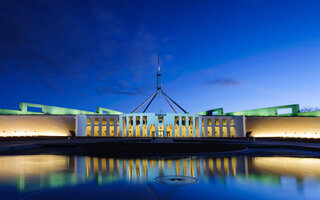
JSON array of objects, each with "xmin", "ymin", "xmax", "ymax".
[{"xmin": 75, "ymin": 113, "xmax": 245, "ymax": 138}]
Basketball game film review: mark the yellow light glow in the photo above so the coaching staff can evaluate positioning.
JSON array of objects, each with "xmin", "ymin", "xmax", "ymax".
[
  {"xmin": 254, "ymin": 157, "xmax": 320, "ymax": 178},
  {"xmin": 0, "ymin": 155, "xmax": 68, "ymax": 178},
  {"xmin": 0, "ymin": 131, "xmax": 69, "ymax": 137}
]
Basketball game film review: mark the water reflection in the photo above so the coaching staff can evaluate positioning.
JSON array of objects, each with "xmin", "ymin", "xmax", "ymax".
[{"xmin": 0, "ymin": 155, "xmax": 320, "ymax": 193}]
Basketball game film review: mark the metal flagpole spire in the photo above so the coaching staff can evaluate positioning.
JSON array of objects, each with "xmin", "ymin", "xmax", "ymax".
[
  {"xmin": 157, "ymin": 55, "xmax": 161, "ymax": 90},
  {"xmin": 131, "ymin": 56, "xmax": 188, "ymax": 113}
]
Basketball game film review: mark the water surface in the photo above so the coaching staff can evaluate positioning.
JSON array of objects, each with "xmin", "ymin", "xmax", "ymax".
[{"xmin": 1, "ymin": 154, "xmax": 320, "ymax": 200}]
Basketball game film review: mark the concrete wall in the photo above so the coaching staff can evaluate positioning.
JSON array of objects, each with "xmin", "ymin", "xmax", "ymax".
[
  {"xmin": 0, "ymin": 115, "xmax": 74, "ymax": 137},
  {"xmin": 246, "ymin": 116, "xmax": 320, "ymax": 138}
]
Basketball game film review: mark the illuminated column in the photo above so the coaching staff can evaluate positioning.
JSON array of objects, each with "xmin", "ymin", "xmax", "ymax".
[
  {"xmin": 204, "ymin": 118, "xmax": 208, "ymax": 137},
  {"xmin": 91, "ymin": 117, "xmax": 94, "ymax": 137},
  {"xmin": 140, "ymin": 116, "xmax": 143, "ymax": 138},
  {"xmin": 192, "ymin": 116, "xmax": 196, "ymax": 137},
  {"xmin": 186, "ymin": 116, "xmax": 189, "ymax": 137},
  {"xmin": 113, "ymin": 117, "xmax": 120, "ymax": 137},
  {"xmin": 163, "ymin": 116, "xmax": 167, "ymax": 137},
  {"xmin": 119, "ymin": 117, "xmax": 123, "ymax": 137},
  {"xmin": 227, "ymin": 119, "xmax": 231, "ymax": 137},
  {"xmin": 106, "ymin": 118, "xmax": 110, "ymax": 136},
  {"xmin": 98, "ymin": 118, "xmax": 102, "ymax": 137},
  {"xmin": 219, "ymin": 118, "xmax": 223, "ymax": 137},
  {"xmin": 147, "ymin": 117, "xmax": 150, "ymax": 137},
  {"xmin": 172, "ymin": 120, "xmax": 175, "ymax": 137},
  {"xmin": 133, "ymin": 115, "xmax": 136, "ymax": 137},
  {"xmin": 126, "ymin": 116, "xmax": 129, "ymax": 137},
  {"xmin": 199, "ymin": 116, "xmax": 203, "ymax": 137},
  {"xmin": 179, "ymin": 116, "xmax": 182, "ymax": 137},
  {"xmin": 155, "ymin": 123, "xmax": 159, "ymax": 137}
]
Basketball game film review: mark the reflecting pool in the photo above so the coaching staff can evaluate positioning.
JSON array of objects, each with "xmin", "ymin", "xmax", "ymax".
[{"xmin": 1, "ymin": 155, "xmax": 320, "ymax": 199}]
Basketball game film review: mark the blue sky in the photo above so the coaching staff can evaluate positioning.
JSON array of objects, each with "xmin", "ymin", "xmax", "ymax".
[{"xmin": 1, "ymin": 0, "xmax": 320, "ymax": 113}]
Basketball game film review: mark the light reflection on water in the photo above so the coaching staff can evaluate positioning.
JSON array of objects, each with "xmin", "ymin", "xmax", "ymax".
[{"xmin": 1, "ymin": 155, "xmax": 320, "ymax": 199}]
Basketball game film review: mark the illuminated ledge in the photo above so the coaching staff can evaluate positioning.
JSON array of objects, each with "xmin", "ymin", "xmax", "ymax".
[
  {"xmin": 0, "ymin": 132, "xmax": 69, "ymax": 137},
  {"xmin": 0, "ymin": 102, "xmax": 123, "ymax": 115},
  {"xmin": 199, "ymin": 104, "xmax": 320, "ymax": 117}
]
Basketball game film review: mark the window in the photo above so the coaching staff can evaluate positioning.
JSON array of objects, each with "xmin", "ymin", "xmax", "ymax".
[
  {"xmin": 215, "ymin": 119, "xmax": 219, "ymax": 125},
  {"xmin": 207, "ymin": 119, "xmax": 212, "ymax": 125},
  {"xmin": 222, "ymin": 119, "xmax": 227, "ymax": 126},
  {"xmin": 102, "ymin": 118, "xmax": 107, "ymax": 124},
  {"xmin": 110, "ymin": 118, "xmax": 114, "ymax": 125},
  {"xmin": 158, "ymin": 116, "xmax": 164, "ymax": 123},
  {"xmin": 230, "ymin": 119, "xmax": 235, "ymax": 125},
  {"xmin": 87, "ymin": 118, "xmax": 91, "ymax": 125}
]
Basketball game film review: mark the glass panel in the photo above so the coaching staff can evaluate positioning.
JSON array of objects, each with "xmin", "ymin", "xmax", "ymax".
[
  {"xmin": 110, "ymin": 126, "xmax": 114, "ymax": 137},
  {"xmin": 215, "ymin": 119, "xmax": 219, "ymax": 125},
  {"xmin": 207, "ymin": 126, "xmax": 213, "ymax": 137},
  {"xmin": 166, "ymin": 125, "xmax": 172, "ymax": 137},
  {"xmin": 102, "ymin": 126, "xmax": 107, "ymax": 136},
  {"xmin": 230, "ymin": 119, "xmax": 235, "ymax": 125},
  {"xmin": 215, "ymin": 127, "xmax": 220, "ymax": 137},
  {"xmin": 87, "ymin": 118, "xmax": 91, "ymax": 125},
  {"xmin": 86, "ymin": 126, "xmax": 91, "ymax": 136},
  {"xmin": 102, "ymin": 118, "xmax": 107, "ymax": 125},
  {"xmin": 230, "ymin": 127, "xmax": 235, "ymax": 137},
  {"xmin": 223, "ymin": 127, "xmax": 227, "ymax": 137},
  {"xmin": 94, "ymin": 126, "xmax": 99, "ymax": 136},
  {"xmin": 208, "ymin": 119, "xmax": 212, "ymax": 125}
]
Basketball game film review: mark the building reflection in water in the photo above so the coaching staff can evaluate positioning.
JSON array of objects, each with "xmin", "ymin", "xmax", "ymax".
[{"xmin": 0, "ymin": 155, "xmax": 320, "ymax": 192}]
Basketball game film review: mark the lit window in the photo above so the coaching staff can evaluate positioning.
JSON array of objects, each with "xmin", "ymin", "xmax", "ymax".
[{"xmin": 222, "ymin": 119, "xmax": 227, "ymax": 125}]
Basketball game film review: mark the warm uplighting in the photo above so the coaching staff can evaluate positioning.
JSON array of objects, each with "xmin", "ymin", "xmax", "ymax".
[{"xmin": 254, "ymin": 157, "xmax": 320, "ymax": 178}]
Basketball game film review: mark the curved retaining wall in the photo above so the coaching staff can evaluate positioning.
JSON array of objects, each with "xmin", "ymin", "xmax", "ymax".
[
  {"xmin": 0, "ymin": 115, "xmax": 74, "ymax": 137},
  {"xmin": 246, "ymin": 116, "xmax": 320, "ymax": 138}
]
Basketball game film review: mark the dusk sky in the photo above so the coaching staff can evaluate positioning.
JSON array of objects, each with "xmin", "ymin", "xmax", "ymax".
[{"xmin": 1, "ymin": 0, "xmax": 320, "ymax": 114}]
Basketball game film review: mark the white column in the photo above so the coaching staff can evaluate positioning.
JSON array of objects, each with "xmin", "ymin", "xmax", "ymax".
[
  {"xmin": 126, "ymin": 116, "xmax": 129, "ymax": 137},
  {"xmin": 75, "ymin": 115, "xmax": 87, "ymax": 137},
  {"xmin": 192, "ymin": 116, "xmax": 196, "ymax": 137},
  {"xmin": 204, "ymin": 118, "xmax": 208, "ymax": 137},
  {"xmin": 98, "ymin": 118, "xmax": 102, "ymax": 137},
  {"xmin": 91, "ymin": 117, "xmax": 94, "ymax": 137},
  {"xmin": 199, "ymin": 116, "xmax": 203, "ymax": 137},
  {"xmin": 172, "ymin": 121, "xmax": 175, "ymax": 137},
  {"xmin": 119, "ymin": 116, "xmax": 123, "ymax": 137},
  {"xmin": 220, "ymin": 118, "xmax": 223, "ymax": 137},
  {"xmin": 164, "ymin": 118, "xmax": 167, "ymax": 137},
  {"xmin": 140, "ymin": 116, "xmax": 143, "ymax": 137},
  {"xmin": 186, "ymin": 116, "xmax": 189, "ymax": 137},
  {"xmin": 227, "ymin": 118, "xmax": 231, "ymax": 137},
  {"xmin": 133, "ymin": 115, "xmax": 136, "ymax": 137},
  {"xmin": 147, "ymin": 117, "xmax": 150, "ymax": 137},
  {"xmin": 106, "ymin": 117, "xmax": 110, "ymax": 136},
  {"xmin": 114, "ymin": 117, "xmax": 117, "ymax": 137},
  {"xmin": 179, "ymin": 116, "xmax": 182, "ymax": 137}
]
